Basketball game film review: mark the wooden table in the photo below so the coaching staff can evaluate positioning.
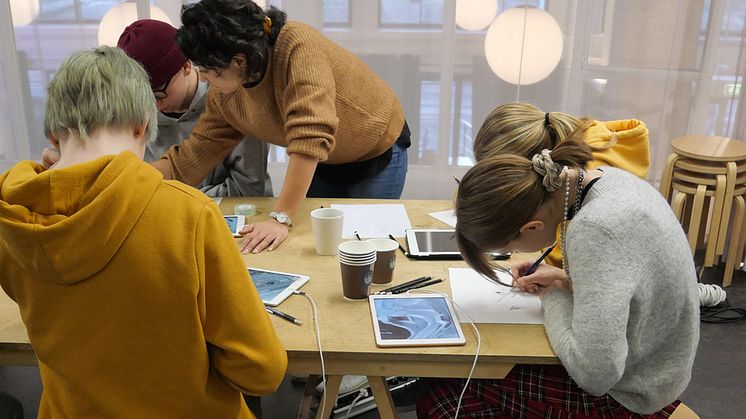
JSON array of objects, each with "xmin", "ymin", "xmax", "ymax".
[{"xmin": 0, "ymin": 198, "xmax": 558, "ymax": 418}]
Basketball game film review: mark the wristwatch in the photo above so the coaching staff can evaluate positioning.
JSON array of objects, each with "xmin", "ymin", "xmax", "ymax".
[{"xmin": 269, "ymin": 211, "xmax": 292, "ymax": 226}]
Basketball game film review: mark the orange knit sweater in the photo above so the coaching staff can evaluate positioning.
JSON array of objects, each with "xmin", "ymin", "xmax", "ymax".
[{"xmin": 160, "ymin": 21, "xmax": 405, "ymax": 186}]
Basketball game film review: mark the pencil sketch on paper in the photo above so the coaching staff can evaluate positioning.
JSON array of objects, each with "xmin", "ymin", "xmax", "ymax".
[{"xmin": 450, "ymin": 268, "xmax": 543, "ymax": 324}]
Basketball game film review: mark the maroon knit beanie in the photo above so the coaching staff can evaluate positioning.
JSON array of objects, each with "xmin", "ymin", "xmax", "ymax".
[{"xmin": 117, "ymin": 19, "xmax": 188, "ymax": 89}]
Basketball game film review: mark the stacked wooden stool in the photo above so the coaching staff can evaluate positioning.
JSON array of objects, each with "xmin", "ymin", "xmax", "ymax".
[{"xmin": 659, "ymin": 136, "xmax": 746, "ymax": 287}]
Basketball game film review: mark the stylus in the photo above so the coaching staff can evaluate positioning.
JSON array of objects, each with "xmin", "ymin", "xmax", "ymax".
[
  {"xmin": 265, "ymin": 305, "xmax": 303, "ymax": 326},
  {"xmin": 523, "ymin": 242, "xmax": 557, "ymax": 276},
  {"xmin": 392, "ymin": 278, "xmax": 444, "ymax": 294},
  {"xmin": 375, "ymin": 276, "xmax": 432, "ymax": 295}
]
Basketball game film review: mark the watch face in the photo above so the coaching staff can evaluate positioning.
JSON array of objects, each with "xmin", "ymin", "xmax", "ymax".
[{"xmin": 276, "ymin": 213, "xmax": 288, "ymax": 223}]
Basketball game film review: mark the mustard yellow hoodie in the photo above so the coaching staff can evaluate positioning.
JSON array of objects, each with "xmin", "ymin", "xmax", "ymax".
[
  {"xmin": 0, "ymin": 152, "xmax": 287, "ymax": 419},
  {"xmin": 546, "ymin": 119, "xmax": 650, "ymax": 267}
]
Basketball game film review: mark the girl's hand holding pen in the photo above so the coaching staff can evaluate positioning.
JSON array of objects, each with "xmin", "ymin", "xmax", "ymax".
[{"xmin": 512, "ymin": 262, "xmax": 567, "ymax": 294}]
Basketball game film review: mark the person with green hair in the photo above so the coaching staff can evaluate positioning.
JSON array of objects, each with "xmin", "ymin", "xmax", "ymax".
[{"xmin": 0, "ymin": 46, "xmax": 286, "ymax": 419}]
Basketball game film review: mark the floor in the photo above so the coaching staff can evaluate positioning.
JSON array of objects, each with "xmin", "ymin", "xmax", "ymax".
[{"xmin": 2, "ymin": 266, "xmax": 745, "ymax": 419}]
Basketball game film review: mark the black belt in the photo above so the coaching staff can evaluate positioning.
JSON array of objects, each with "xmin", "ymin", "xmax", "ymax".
[{"xmin": 314, "ymin": 121, "xmax": 410, "ymax": 186}]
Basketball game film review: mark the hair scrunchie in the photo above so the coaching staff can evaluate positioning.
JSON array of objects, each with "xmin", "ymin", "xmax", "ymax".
[
  {"xmin": 263, "ymin": 16, "xmax": 272, "ymax": 35},
  {"xmin": 532, "ymin": 149, "xmax": 563, "ymax": 192}
]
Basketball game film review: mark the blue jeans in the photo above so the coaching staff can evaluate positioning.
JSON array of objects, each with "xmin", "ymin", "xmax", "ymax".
[{"xmin": 307, "ymin": 143, "xmax": 408, "ymax": 199}]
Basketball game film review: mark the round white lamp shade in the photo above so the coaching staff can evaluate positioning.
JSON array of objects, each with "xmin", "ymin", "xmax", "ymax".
[
  {"xmin": 10, "ymin": 0, "xmax": 40, "ymax": 26},
  {"xmin": 484, "ymin": 7, "xmax": 563, "ymax": 85},
  {"xmin": 455, "ymin": 0, "xmax": 497, "ymax": 31},
  {"xmin": 98, "ymin": 3, "xmax": 173, "ymax": 47}
]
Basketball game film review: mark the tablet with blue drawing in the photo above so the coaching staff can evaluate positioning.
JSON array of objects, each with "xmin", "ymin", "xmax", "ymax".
[
  {"xmin": 248, "ymin": 268, "xmax": 309, "ymax": 306},
  {"xmin": 369, "ymin": 294, "xmax": 466, "ymax": 347}
]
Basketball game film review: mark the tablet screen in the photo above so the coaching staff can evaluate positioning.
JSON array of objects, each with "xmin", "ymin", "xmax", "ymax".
[
  {"xmin": 248, "ymin": 268, "xmax": 307, "ymax": 305},
  {"xmin": 369, "ymin": 295, "xmax": 465, "ymax": 346},
  {"xmin": 414, "ymin": 230, "xmax": 458, "ymax": 253},
  {"xmin": 224, "ymin": 216, "xmax": 239, "ymax": 234}
]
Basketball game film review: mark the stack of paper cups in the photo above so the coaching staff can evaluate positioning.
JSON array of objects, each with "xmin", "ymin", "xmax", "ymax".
[{"xmin": 338, "ymin": 241, "xmax": 376, "ymax": 300}]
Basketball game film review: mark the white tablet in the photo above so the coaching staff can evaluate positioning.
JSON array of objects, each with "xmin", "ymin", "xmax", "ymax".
[
  {"xmin": 248, "ymin": 268, "xmax": 310, "ymax": 306},
  {"xmin": 405, "ymin": 228, "xmax": 510, "ymax": 260},
  {"xmin": 224, "ymin": 215, "xmax": 246, "ymax": 237},
  {"xmin": 369, "ymin": 294, "xmax": 466, "ymax": 347}
]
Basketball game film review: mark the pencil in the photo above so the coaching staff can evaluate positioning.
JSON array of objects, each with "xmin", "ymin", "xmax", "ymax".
[
  {"xmin": 388, "ymin": 234, "xmax": 408, "ymax": 256},
  {"xmin": 523, "ymin": 242, "xmax": 557, "ymax": 276},
  {"xmin": 392, "ymin": 278, "xmax": 443, "ymax": 294},
  {"xmin": 376, "ymin": 276, "xmax": 431, "ymax": 295}
]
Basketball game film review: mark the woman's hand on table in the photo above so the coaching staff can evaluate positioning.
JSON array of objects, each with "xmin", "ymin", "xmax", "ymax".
[{"xmin": 239, "ymin": 220, "xmax": 289, "ymax": 254}]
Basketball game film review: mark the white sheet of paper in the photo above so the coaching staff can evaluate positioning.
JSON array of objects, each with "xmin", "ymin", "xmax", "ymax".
[
  {"xmin": 331, "ymin": 204, "xmax": 412, "ymax": 238},
  {"xmin": 449, "ymin": 268, "xmax": 544, "ymax": 324},
  {"xmin": 212, "ymin": 197, "xmax": 223, "ymax": 206},
  {"xmin": 429, "ymin": 209, "xmax": 457, "ymax": 227}
]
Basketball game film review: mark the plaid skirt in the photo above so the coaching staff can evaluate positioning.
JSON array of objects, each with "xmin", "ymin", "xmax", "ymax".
[{"xmin": 416, "ymin": 365, "xmax": 680, "ymax": 419}]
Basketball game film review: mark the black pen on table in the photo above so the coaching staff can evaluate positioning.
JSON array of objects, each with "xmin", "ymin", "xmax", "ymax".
[
  {"xmin": 354, "ymin": 231, "xmax": 362, "ymax": 241},
  {"xmin": 265, "ymin": 305, "xmax": 303, "ymax": 326},
  {"xmin": 388, "ymin": 234, "xmax": 408, "ymax": 256},
  {"xmin": 393, "ymin": 278, "xmax": 443, "ymax": 294},
  {"xmin": 375, "ymin": 276, "xmax": 431, "ymax": 295},
  {"xmin": 523, "ymin": 242, "xmax": 557, "ymax": 276}
]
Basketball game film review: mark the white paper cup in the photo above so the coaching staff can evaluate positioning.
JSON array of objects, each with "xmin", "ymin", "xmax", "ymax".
[
  {"xmin": 311, "ymin": 208, "xmax": 344, "ymax": 255},
  {"xmin": 338, "ymin": 240, "xmax": 377, "ymax": 256}
]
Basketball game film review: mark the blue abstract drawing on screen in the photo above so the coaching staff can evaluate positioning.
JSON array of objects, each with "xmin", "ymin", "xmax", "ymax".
[
  {"xmin": 375, "ymin": 297, "xmax": 459, "ymax": 340},
  {"xmin": 248, "ymin": 269, "xmax": 299, "ymax": 301},
  {"xmin": 224, "ymin": 216, "xmax": 237, "ymax": 233}
]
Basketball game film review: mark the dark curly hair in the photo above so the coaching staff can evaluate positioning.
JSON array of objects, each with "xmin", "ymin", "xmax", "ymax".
[{"xmin": 176, "ymin": 0, "xmax": 287, "ymax": 79}]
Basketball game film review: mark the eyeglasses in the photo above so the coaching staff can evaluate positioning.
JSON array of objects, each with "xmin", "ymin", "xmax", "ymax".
[{"xmin": 152, "ymin": 78, "xmax": 173, "ymax": 100}]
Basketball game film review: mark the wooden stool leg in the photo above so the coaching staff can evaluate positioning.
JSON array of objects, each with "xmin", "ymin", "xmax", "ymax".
[
  {"xmin": 687, "ymin": 185, "xmax": 707, "ymax": 254},
  {"xmin": 315, "ymin": 375, "xmax": 343, "ymax": 419},
  {"xmin": 704, "ymin": 174, "xmax": 726, "ymax": 266},
  {"xmin": 723, "ymin": 196, "xmax": 746, "ymax": 287},
  {"xmin": 672, "ymin": 191, "xmax": 687, "ymax": 223},
  {"xmin": 716, "ymin": 162, "xmax": 737, "ymax": 255},
  {"xmin": 697, "ymin": 197, "xmax": 710, "ymax": 251},
  {"xmin": 368, "ymin": 376, "xmax": 397, "ymax": 419},
  {"xmin": 734, "ymin": 198, "xmax": 746, "ymax": 273},
  {"xmin": 660, "ymin": 153, "xmax": 679, "ymax": 202}
]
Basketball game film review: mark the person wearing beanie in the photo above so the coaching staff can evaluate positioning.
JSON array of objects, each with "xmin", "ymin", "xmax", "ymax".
[
  {"xmin": 41, "ymin": 19, "xmax": 273, "ymax": 198},
  {"xmin": 150, "ymin": 0, "xmax": 411, "ymax": 255}
]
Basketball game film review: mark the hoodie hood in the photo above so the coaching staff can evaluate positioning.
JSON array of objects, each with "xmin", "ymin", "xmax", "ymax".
[{"xmin": 0, "ymin": 152, "xmax": 162, "ymax": 285}]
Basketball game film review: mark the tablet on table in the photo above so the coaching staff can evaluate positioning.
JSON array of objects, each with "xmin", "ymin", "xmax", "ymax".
[
  {"xmin": 248, "ymin": 268, "xmax": 309, "ymax": 306},
  {"xmin": 369, "ymin": 294, "xmax": 466, "ymax": 347}
]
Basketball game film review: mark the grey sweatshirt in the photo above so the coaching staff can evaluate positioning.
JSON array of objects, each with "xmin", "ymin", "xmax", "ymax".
[
  {"xmin": 146, "ymin": 81, "xmax": 273, "ymax": 197},
  {"xmin": 542, "ymin": 167, "xmax": 699, "ymax": 414}
]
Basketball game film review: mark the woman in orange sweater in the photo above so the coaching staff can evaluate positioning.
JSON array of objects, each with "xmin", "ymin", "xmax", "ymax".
[{"xmin": 152, "ymin": 0, "xmax": 410, "ymax": 254}]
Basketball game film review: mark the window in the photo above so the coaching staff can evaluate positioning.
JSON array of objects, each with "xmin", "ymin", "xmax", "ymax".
[
  {"xmin": 379, "ymin": 0, "xmax": 443, "ymax": 28},
  {"xmin": 324, "ymin": 0, "xmax": 350, "ymax": 27}
]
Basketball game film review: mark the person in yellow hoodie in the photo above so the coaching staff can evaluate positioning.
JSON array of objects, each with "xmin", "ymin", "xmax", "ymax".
[
  {"xmin": 0, "ymin": 46, "xmax": 287, "ymax": 419},
  {"xmin": 470, "ymin": 102, "xmax": 650, "ymax": 268}
]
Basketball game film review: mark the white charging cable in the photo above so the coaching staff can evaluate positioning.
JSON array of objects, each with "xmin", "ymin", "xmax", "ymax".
[
  {"xmin": 406, "ymin": 289, "xmax": 481, "ymax": 419},
  {"xmin": 293, "ymin": 290, "xmax": 327, "ymax": 418},
  {"xmin": 343, "ymin": 388, "xmax": 369, "ymax": 419},
  {"xmin": 698, "ymin": 283, "xmax": 726, "ymax": 307}
]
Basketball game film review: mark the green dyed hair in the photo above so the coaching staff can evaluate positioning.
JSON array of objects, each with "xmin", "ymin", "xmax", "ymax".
[{"xmin": 44, "ymin": 46, "xmax": 157, "ymax": 144}]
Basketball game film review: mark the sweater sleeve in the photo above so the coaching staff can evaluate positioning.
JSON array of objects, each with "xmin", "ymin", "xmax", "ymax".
[
  {"xmin": 195, "ymin": 201, "xmax": 287, "ymax": 396},
  {"xmin": 541, "ymin": 221, "xmax": 637, "ymax": 396},
  {"xmin": 158, "ymin": 90, "xmax": 244, "ymax": 186},
  {"xmin": 278, "ymin": 31, "xmax": 338, "ymax": 161}
]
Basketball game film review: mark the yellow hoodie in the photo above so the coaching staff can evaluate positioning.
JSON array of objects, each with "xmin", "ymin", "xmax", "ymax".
[
  {"xmin": 546, "ymin": 119, "xmax": 650, "ymax": 267},
  {"xmin": 0, "ymin": 152, "xmax": 287, "ymax": 419}
]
